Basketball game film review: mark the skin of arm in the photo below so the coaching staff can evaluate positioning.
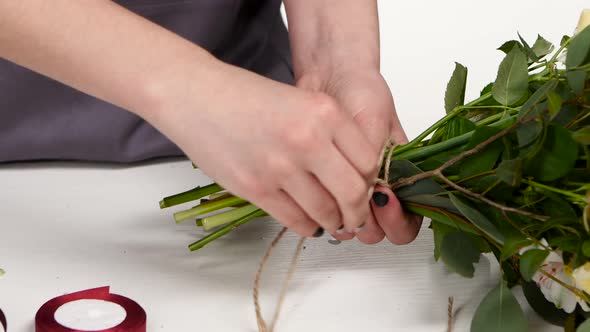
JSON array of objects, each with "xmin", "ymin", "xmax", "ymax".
[
  {"xmin": 284, "ymin": 0, "xmax": 423, "ymax": 244},
  {"xmin": 0, "ymin": 0, "xmax": 380, "ymax": 237},
  {"xmin": 0, "ymin": 0, "xmax": 216, "ymax": 118}
]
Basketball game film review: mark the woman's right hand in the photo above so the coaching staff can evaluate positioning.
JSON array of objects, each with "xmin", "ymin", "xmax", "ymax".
[{"xmin": 143, "ymin": 61, "xmax": 380, "ymax": 237}]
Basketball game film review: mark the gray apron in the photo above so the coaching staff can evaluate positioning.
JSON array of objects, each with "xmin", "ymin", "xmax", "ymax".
[{"xmin": 0, "ymin": 0, "xmax": 293, "ymax": 162}]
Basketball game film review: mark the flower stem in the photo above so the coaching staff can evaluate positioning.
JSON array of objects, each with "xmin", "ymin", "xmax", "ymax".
[
  {"xmin": 396, "ymin": 114, "xmax": 516, "ymax": 161},
  {"xmin": 523, "ymin": 179, "xmax": 587, "ymax": 202},
  {"xmin": 393, "ymin": 93, "xmax": 494, "ymax": 156},
  {"xmin": 188, "ymin": 209, "xmax": 267, "ymax": 251},
  {"xmin": 160, "ymin": 183, "xmax": 223, "ymax": 209},
  {"xmin": 201, "ymin": 204, "xmax": 259, "ymax": 230},
  {"xmin": 174, "ymin": 196, "xmax": 247, "ymax": 223}
]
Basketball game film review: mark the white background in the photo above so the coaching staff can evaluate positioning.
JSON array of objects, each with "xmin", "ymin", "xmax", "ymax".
[{"xmin": 0, "ymin": 1, "xmax": 588, "ymax": 331}]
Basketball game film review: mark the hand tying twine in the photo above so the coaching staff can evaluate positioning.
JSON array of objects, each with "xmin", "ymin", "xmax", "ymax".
[{"xmin": 253, "ymin": 139, "xmax": 396, "ymax": 332}]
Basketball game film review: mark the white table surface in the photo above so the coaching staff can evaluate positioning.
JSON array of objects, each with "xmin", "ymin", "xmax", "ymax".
[{"xmin": 0, "ymin": 1, "xmax": 587, "ymax": 331}]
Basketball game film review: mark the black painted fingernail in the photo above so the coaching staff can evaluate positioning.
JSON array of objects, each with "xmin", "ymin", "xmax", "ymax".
[
  {"xmin": 372, "ymin": 192, "xmax": 389, "ymax": 207},
  {"xmin": 313, "ymin": 227, "xmax": 325, "ymax": 238}
]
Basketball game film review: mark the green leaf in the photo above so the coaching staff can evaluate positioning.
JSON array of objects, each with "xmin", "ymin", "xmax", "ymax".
[
  {"xmin": 540, "ymin": 195, "xmax": 577, "ymax": 219},
  {"xmin": 518, "ymin": 79, "xmax": 558, "ymax": 119},
  {"xmin": 566, "ymin": 25, "xmax": 590, "ymax": 69},
  {"xmin": 403, "ymin": 195, "xmax": 460, "ymax": 215},
  {"xmin": 445, "ymin": 63, "xmax": 468, "ymax": 114},
  {"xmin": 459, "ymin": 142, "xmax": 504, "ymax": 178},
  {"xmin": 532, "ymin": 217, "xmax": 579, "ymax": 237},
  {"xmin": 429, "ymin": 117, "xmax": 475, "ymax": 146},
  {"xmin": 387, "ymin": 160, "xmax": 445, "ymax": 198},
  {"xmin": 525, "ymin": 125, "xmax": 578, "ymax": 181},
  {"xmin": 546, "ymin": 92, "xmax": 563, "ymax": 117},
  {"xmin": 404, "ymin": 204, "xmax": 480, "ymax": 236},
  {"xmin": 500, "ymin": 238, "xmax": 533, "ymax": 261},
  {"xmin": 573, "ymin": 126, "xmax": 590, "ymax": 145},
  {"xmin": 431, "ymin": 220, "xmax": 455, "ymax": 261},
  {"xmin": 567, "ymin": 70, "xmax": 588, "ymax": 94},
  {"xmin": 561, "ymin": 35, "xmax": 571, "ymax": 47},
  {"xmin": 578, "ymin": 319, "xmax": 590, "ymax": 332},
  {"xmin": 492, "ymin": 47, "xmax": 529, "ymax": 106},
  {"xmin": 532, "ymin": 35, "xmax": 554, "ymax": 58},
  {"xmin": 440, "ymin": 231, "xmax": 481, "ymax": 278},
  {"xmin": 517, "ymin": 122, "xmax": 542, "ymax": 154},
  {"xmin": 458, "ymin": 126, "xmax": 504, "ymax": 178},
  {"xmin": 450, "ymin": 194, "xmax": 505, "ymax": 245},
  {"xmin": 471, "ymin": 282, "xmax": 528, "ymax": 332},
  {"xmin": 518, "ymin": 33, "xmax": 538, "ymax": 62},
  {"xmin": 519, "ymin": 249, "xmax": 549, "ymax": 282},
  {"xmin": 496, "ymin": 158, "xmax": 523, "ymax": 187},
  {"xmin": 551, "ymin": 104, "xmax": 579, "ymax": 127},
  {"xmin": 498, "ymin": 40, "xmax": 522, "ymax": 54},
  {"xmin": 463, "ymin": 126, "xmax": 502, "ymax": 150}
]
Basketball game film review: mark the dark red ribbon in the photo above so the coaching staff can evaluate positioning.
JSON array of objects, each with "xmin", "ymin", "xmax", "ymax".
[
  {"xmin": 35, "ymin": 287, "xmax": 146, "ymax": 332},
  {"xmin": 0, "ymin": 307, "xmax": 6, "ymax": 331}
]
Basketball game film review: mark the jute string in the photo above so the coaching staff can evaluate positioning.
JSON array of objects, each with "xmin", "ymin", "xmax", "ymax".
[{"xmin": 253, "ymin": 139, "xmax": 396, "ymax": 332}]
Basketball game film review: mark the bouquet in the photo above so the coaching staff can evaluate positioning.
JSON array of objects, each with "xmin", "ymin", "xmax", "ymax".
[{"xmin": 160, "ymin": 11, "xmax": 590, "ymax": 332}]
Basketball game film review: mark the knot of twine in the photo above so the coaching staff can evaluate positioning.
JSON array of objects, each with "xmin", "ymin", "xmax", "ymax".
[
  {"xmin": 375, "ymin": 138, "xmax": 397, "ymax": 188},
  {"xmin": 253, "ymin": 139, "xmax": 397, "ymax": 332}
]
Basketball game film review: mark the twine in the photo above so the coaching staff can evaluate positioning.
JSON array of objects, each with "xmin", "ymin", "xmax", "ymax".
[
  {"xmin": 253, "ymin": 227, "xmax": 306, "ymax": 332},
  {"xmin": 374, "ymin": 139, "xmax": 396, "ymax": 188},
  {"xmin": 252, "ymin": 139, "xmax": 396, "ymax": 331},
  {"xmin": 447, "ymin": 296, "xmax": 454, "ymax": 332}
]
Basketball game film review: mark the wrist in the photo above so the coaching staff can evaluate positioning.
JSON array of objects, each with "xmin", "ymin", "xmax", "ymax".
[{"xmin": 130, "ymin": 47, "xmax": 223, "ymax": 123}]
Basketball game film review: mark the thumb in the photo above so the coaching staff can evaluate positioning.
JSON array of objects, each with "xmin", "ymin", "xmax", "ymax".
[{"xmin": 371, "ymin": 186, "xmax": 422, "ymax": 245}]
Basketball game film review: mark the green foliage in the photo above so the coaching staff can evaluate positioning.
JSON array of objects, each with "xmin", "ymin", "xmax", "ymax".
[
  {"xmin": 450, "ymin": 194, "xmax": 505, "ymax": 245},
  {"xmin": 525, "ymin": 125, "xmax": 578, "ymax": 181},
  {"xmin": 440, "ymin": 231, "xmax": 481, "ymax": 277},
  {"xmin": 496, "ymin": 158, "xmax": 523, "ymax": 186},
  {"xmin": 519, "ymin": 249, "xmax": 549, "ymax": 281},
  {"xmin": 445, "ymin": 63, "xmax": 468, "ymax": 114},
  {"xmin": 500, "ymin": 238, "xmax": 532, "ymax": 261},
  {"xmin": 493, "ymin": 47, "xmax": 529, "ymax": 106},
  {"xmin": 471, "ymin": 282, "xmax": 528, "ymax": 332},
  {"xmin": 573, "ymin": 126, "xmax": 590, "ymax": 145}
]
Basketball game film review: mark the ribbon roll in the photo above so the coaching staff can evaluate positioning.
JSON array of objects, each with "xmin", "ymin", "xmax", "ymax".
[
  {"xmin": 0, "ymin": 307, "xmax": 6, "ymax": 332},
  {"xmin": 36, "ymin": 287, "xmax": 146, "ymax": 332}
]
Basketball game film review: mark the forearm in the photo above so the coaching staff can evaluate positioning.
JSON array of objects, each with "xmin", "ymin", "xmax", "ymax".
[
  {"xmin": 283, "ymin": 0, "xmax": 380, "ymax": 79},
  {"xmin": 0, "ymin": 0, "xmax": 218, "ymax": 118}
]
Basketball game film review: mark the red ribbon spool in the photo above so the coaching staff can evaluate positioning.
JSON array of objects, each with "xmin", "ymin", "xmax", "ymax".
[{"xmin": 35, "ymin": 287, "xmax": 146, "ymax": 332}]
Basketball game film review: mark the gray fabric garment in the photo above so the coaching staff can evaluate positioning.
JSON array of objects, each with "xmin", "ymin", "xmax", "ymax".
[{"xmin": 0, "ymin": 0, "xmax": 293, "ymax": 163}]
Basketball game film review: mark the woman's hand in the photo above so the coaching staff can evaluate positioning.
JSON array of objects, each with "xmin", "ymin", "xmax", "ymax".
[
  {"xmin": 146, "ymin": 62, "xmax": 381, "ymax": 237},
  {"xmin": 297, "ymin": 69, "xmax": 423, "ymax": 244}
]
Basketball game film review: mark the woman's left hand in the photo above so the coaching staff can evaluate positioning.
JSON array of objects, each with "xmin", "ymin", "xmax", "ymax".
[{"xmin": 297, "ymin": 69, "xmax": 423, "ymax": 244}]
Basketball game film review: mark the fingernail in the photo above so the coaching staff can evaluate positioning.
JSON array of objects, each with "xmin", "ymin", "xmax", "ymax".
[
  {"xmin": 336, "ymin": 224, "xmax": 345, "ymax": 235},
  {"xmin": 328, "ymin": 237, "xmax": 342, "ymax": 245},
  {"xmin": 372, "ymin": 192, "xmax": 389, "ymax": 207},
  {"xmin": 353, "ymin": 222, "xmax": 366, "ymax": 234},
  {"xmin": 313, "ymin": 227, "xmax": 325, "ymax": 238}
]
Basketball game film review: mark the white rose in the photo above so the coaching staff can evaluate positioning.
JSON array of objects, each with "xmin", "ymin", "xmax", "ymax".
[{"xmin": 576, "ymin": 9, "xmax": 590, "ymax": 34}]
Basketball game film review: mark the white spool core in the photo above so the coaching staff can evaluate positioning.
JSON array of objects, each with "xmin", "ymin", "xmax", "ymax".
[{"xmin": 54, "ymin": 299, "xmax": 127, "ymax": 331}]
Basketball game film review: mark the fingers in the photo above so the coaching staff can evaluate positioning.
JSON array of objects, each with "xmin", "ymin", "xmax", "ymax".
[
  {"xmin": 333, "ymin": 115, "xmax": 381, "ymax": 180},
  {"xmin": 281, "ymin": 171, "xmax": 341, "ymax": 233},
  {"xmin": 371, "ymin": 187, "xmax": 422, "ymax": 245},
  {"xmin": 309, "ymin": 143, "xmax": 372, "ymax": 232},
  {"xmin": 355, "ymin": 212, "xmax": 386, "ymax": 245},
  {"xmin": 256, "ymin": 189, "xmax": 323, "ymax": 238}
]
